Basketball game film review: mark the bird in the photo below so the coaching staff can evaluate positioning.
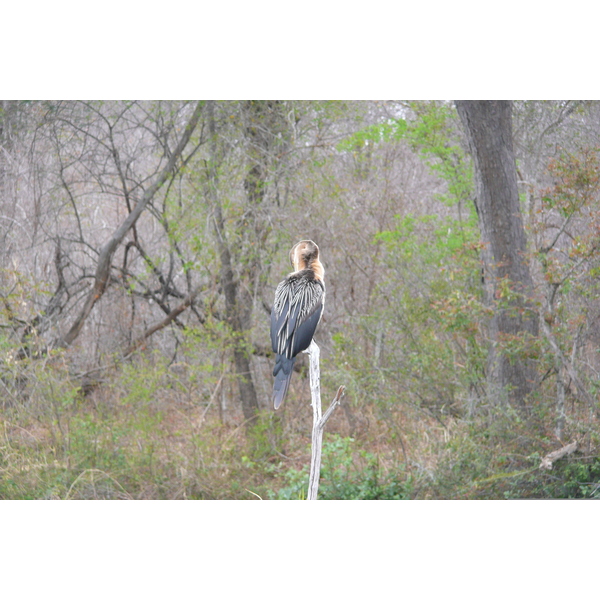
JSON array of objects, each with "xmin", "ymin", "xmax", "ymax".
[{"xmin": 270, "ymin": 240, "xmax": 325, "ymax": 409}]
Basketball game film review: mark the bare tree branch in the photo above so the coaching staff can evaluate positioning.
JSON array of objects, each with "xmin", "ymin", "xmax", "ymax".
[
  {"xmin": 124, "ymin": 286, "xmax": 202, "ymax": 355},
  {"xmin": 540, "ymin": 314, "xmax": 597, "ymax": 413},
  {"xmin": 56, "ymin": 101, "xmax": 204, "ymax": 348},
  {"xmin": 539, "ymin": 441, "xmax": 578, "ymax": 470}
]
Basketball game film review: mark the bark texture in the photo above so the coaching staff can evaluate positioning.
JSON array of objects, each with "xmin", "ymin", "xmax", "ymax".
[{"xmin": 456, "ymin": 101, "xmax": 538, "ymax": 409}]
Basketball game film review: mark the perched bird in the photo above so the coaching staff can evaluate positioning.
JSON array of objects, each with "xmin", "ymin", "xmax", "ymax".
[{"xmin": 270, "ymin": 240, "xmax": 325, "ymax": 409}]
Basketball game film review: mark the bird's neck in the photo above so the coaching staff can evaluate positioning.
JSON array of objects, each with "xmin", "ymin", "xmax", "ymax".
[
  {"xmin": 311, "ymin": 258, "xmax": 324, "ymax": 282},
  {"xmin": 294, "ymin": 258, "xmax": 325, "ymax": 281},
  {"xmin": 292, "ymin": 255, "xmax": 324, "ymax": 282}
]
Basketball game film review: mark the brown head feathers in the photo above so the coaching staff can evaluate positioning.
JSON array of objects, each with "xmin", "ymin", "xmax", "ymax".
[{"xmin": 289, "ymin": 240, "xmax": 324, "ymax": 281}]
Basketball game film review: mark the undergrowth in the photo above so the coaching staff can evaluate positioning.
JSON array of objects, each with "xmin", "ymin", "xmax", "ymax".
[{"xmin": 1, "ymin": 350, "xmax": 599, "ymax": 500}]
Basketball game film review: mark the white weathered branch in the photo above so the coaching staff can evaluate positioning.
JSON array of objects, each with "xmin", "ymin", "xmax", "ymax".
[
  {"xmin": 304, "ymin": 340, "xmax": 344, "ymax": 500},
  {"xmin": 539, "ymin": 441, "xmax": 578, "ymax": 470}
]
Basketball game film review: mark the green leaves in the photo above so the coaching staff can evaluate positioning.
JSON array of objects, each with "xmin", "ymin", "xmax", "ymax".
[
  {"xmin": 337, "ymin": 101, "xmax": 474, "ymax": 208},
  {"xmin": 271, "ymin": 435, "xmax": 412, "ymax": 500},
  {"xmin": 376, "ymin": 212, "xmax": 480, "ymax": 272},
  {"xmin": 336, "ymin": 120, "xmax": 407, "ymax": 152}
]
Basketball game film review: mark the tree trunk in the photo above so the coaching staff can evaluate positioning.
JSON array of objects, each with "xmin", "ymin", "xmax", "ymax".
[
  {"xmin": 455, "ymin": 101, "xmax": 538, "ymax": 410},
  {"xmin": 206, "ymin": 101, "xmax": 260, "ymax": 423},
  {"xmin": 204, "ymin": 101, "xmax": 292, "ymax": 424}
]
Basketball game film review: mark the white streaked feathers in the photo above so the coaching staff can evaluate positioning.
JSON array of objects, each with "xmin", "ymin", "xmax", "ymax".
[{"xmin": 273, "ymin": 276, "xmax": 324, "ymax": 358}]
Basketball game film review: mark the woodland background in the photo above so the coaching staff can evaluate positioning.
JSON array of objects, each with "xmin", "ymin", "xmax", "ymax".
[{"xmin": 1, "ymin": 99, "xmax": 600, "ymax": 500}]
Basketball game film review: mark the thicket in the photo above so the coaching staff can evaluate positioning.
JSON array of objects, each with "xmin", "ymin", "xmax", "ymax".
[{"xmin": 1, "ymin": 100, "xmax": 599, "ymax": 499}]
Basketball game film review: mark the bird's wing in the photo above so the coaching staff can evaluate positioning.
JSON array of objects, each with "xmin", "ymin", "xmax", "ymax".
[
  {"xmin": 271, "ymin": 280, "xmax": 293, "ymax": 354},
  {"xmin": 271, "ymin": 277, "xmax": 324, "ymax": 359},
  {"xmin": 290, "ymin": 292, "xmax": 323, "ymax": 356}
]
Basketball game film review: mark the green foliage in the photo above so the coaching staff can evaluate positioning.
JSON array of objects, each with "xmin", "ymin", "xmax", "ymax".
[
  {"xmin": 271, "ymin": 435, "xmax": 412, "ymax": 500},
  {"xmin": 412, "ymin": 397, "xmax": 600, "ymax": 500},
  {"xmin": 402, "ymin": 102, "xmax": 474, "ymax": 208},
  {"xmin": 375, "ymin": 212, "xmax": 480, "ymax": 271},
  {"xmin": 553, "ymin": 458, "xmax": 600, "ymax": 498},
  {"xmin": 118, "ymin": 354, "xmax": 167, "ymax": 406},
  {"xmin": 337, "ymin": 101, "xmax": 474, "ymax": 208},
  {"xmin": 4, "ymin": 100, "xmax": 600, "ymax": 502},
  {"xmin": 244, "ymin": 410, "xmax": 285, "ymax": 461},
  {"xmin": 0, "ymin": 332, "xmax": 251, "ymax": 499},
  {"xmin": 336, "ymin": 120, "xmax": 408, "ymax": 152},
  {"xmin": 535, "ymin": 146, "xmax": 600, "ymax": 408},
  {"xmin": 369, "ymin": 211, "xmax": 487, "ymax": 416},
  {"xmin": 333, "ymin": 101, "xmax": 485, "ymax": 417},
  {"xmin": 542, "ymin": 148, "xmax": 600, "ymax": 217}
]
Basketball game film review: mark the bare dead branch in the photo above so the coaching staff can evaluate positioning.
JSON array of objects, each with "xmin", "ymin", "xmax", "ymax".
[
  {"xmin": 124, "ymin": 286, "xmax": 201, "ymax": 355},
  {"xmin": 56, "ymin": 101, "xmax": 204, "ymax": 348},
  {"xmin": 304, "ymin": 340, "xmax": 344, "ymax": 500},
  {"xmin": 539, "ymin": 441, "xmax": 578, "ymax": 470}
]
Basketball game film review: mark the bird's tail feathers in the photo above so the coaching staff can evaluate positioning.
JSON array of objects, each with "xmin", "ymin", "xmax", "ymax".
[{"xmin": 272, "ymin": 355, "xmax": 296, "ymax": 409}]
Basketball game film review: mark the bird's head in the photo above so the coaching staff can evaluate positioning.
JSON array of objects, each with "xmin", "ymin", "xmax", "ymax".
[
  {"xmin": 289, "ymin": 240, "xmax": 323, "ymax": 280},
  {"xmin": 290, "ymin": 240, "xmax": 318, "ymax": 269}
]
